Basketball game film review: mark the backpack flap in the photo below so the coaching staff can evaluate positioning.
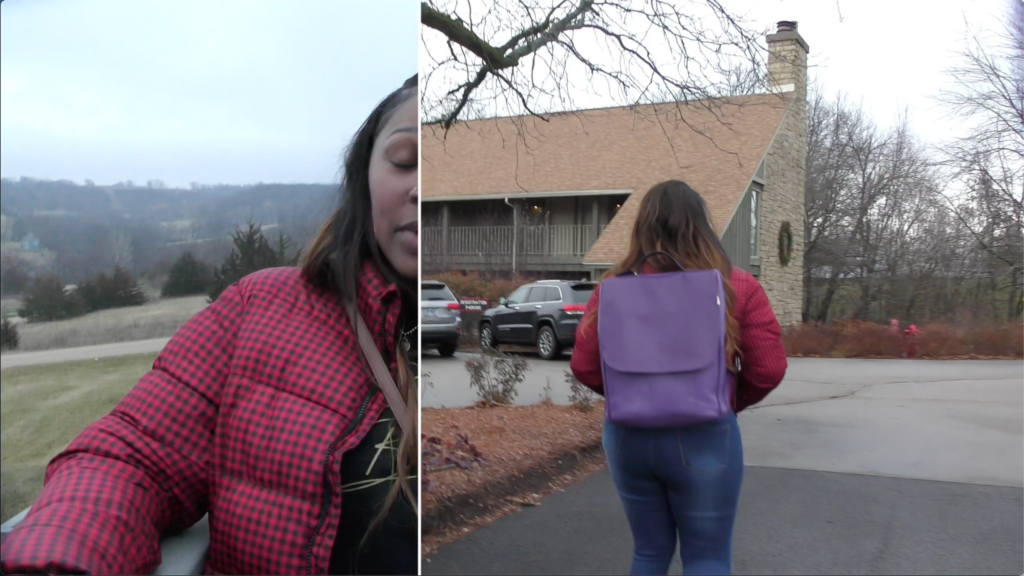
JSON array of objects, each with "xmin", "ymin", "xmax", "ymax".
[{"xmin": 598, "ymin": 269, "xmax": 724, "ymax": 375}]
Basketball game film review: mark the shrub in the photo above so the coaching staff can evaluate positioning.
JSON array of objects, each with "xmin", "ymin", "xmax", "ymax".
[
  {"xmin": 78, "ymin": 266, "xmax": 147, "ymax": 312},
  {"xmin": 19, "ymin": 276, "xmax": 85, "ymax": 323},
  {"xmin": 1, "ymin": 317, "xmax": 18, "ymax": 351},
  {"xmin": 565, "ymin": 370, "xmax": 597, "ymax": 412},
  {"xmin": 465, "ymin": 349, "xmax": 530, "ymax": 405},
  {"xmin": 917, "ymin": 324, "xmax": 963, "ymax": 357},
  {"xmin": 963, "ymin": 323, "xmax": 1024, "ymax": 357},
  {"xmin": 422, "ymin": 426, "xmax": 485, "ymax": 494},
  {"xmin": 831, "ymin": 320, "xmax": 904, "ymax": 358},
  {"xmin": 781, "ymin": 323, "xmax": 840, "ymax": 357},
  {"xmin": 162, "ymin": 252, "xmax": 212, "ymax": 298},
  {"xmin": 782, "ymin": 320, "xmax": 1023, "ymax": 359}
]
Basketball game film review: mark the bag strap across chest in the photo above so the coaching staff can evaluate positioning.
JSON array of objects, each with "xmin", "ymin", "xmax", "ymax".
[{"xmin": 346, "ymin": 302, "xmax": 408, "ymax": 433}]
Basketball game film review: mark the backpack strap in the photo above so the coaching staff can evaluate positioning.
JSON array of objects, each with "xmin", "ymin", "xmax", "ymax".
[{"xmin": 346, "ymin": 301, "xmax": 408, "ymax": 434}]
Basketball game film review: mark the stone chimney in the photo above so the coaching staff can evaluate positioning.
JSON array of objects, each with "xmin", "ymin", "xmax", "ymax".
[
  {"xmin": 757, "ymin": 20, "xmax": 810, "ymax": 327},
  {"xmin": 766, "ymin": 20, "xmax": 809, "ymax": 100}
]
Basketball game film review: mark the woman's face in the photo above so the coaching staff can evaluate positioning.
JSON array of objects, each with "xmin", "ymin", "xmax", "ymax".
[{"xmin": 369, "ymin": 96, "xmax": 418, "ymax": 279}]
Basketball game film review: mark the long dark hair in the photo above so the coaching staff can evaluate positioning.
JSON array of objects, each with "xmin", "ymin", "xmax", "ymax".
[
  {"xmin": 300, "ymin": 74, "xmax": 418, "ymax": 531},
  {"xmin": 303, "ymin": 74, "xmax": 418, "ymax": 296},
  {"xmin": 589, "ymin": 180, "xmax": 742, "ymax": 369}
]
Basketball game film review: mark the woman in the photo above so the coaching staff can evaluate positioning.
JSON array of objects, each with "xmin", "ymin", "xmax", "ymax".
[
  {"xmin": 1, "ymin": 75, "xmax": 419, "ymax": 575},
  {"xmin": 570, "ymin": 180, "xmax": 787, "ymax": 576}
]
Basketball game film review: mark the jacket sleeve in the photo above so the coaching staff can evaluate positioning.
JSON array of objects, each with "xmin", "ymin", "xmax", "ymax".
[
  {"xmin": 734, "ymin": 277, "xmax": 788, "ymax": 412},
  {"xmin": 1, "ymin": 282, "xmax": 246, "ymax": 576},
  {"xmin": 569, "ymin": 284, "xmax": 605, "ymax": 395}
]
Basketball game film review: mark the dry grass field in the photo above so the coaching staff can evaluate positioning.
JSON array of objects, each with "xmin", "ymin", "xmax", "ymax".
[{"xmin": 5, "ymin": 296, "xmax": 207, "ymax": 352}]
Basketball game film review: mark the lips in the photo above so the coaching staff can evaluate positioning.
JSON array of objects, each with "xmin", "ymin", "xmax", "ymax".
[{"xmin": 397, "ymin": 221, "xmax": 418, "ymax": 235}]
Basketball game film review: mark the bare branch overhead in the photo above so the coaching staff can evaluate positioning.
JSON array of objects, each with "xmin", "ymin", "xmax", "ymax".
[{"xmin": 421, "ymin": 0, "xmax": 770, "ymax": 131}]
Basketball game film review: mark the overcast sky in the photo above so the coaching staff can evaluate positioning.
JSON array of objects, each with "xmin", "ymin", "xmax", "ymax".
[
  {"xmin": 0, "ymin": 0, "xmax": 418, "ymax": 188},
  {"xmin": 421, "ymin": 0, "xmax": 1011, "ymax": 154},
  {"xmin": 731, "ymin": 0, "xmax": 1011, "ymax": 147}
]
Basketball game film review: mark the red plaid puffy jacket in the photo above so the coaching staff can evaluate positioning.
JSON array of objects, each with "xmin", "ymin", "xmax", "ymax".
[
  {"xmin": 1, "ymin": 261, "xmax": 403, "ymax": 575},
  {"xmin": 570, "ymin": 267, "xmax": 788, "ymax": 412}
]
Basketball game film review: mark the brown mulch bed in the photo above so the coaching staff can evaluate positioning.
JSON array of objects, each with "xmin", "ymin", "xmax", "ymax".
[{"xmin": 422, "ymin": 402, "xmax": 606, "ymax": 555}]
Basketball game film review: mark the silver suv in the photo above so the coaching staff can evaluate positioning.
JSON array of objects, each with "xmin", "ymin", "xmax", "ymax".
[{"xmin": 421, "ymin": 281, "xmax": 462, "ymax": 357}]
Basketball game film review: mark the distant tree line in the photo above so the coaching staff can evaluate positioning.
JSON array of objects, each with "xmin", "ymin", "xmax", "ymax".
[
  {"xmin": 18, "ymin": 266, "xmax": 146, "ymax": 323},
  {"xmin": 0, "ymin": 178, "xmax": 332, "ymax": 287},
  {"xmin": 804, "ymin": 11, "xmax": 1021, "ymax": 325},
  {"xmin": 11, "ymin": 221, "xmax": 299, "ymax": 323}
]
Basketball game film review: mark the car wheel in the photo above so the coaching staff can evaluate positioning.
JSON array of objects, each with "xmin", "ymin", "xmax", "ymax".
[
  {"xmin": 438, "ymin": 340, "xmax": 457, "ymax": 357},
  {"xmin": 537, "ymin": 325, "xmax": 562, "ymax": 360},
  {"xmin": 480, "ymin": 323, "xmax": 496, "ymax": 351}
]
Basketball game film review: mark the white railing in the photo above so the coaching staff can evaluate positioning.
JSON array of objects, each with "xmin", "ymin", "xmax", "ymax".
[{"xmin": 423, "ymin": 225, "xmax": 605, "ymax": 256}]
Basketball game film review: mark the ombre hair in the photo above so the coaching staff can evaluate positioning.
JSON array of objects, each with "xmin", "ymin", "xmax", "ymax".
[{"xmin": 587, "ymin": 180, "xmax": 741, "ymax": 370}]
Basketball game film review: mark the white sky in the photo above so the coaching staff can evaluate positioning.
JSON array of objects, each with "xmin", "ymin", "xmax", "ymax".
[
  {"xmin": 733, "ymin": 0, "xmax": 1012, "ymax": 147},
  {"xmin": 1, "ymin": 0, "xmax": 1012, "ymax": 189},
  {"xmin": 0, "ymin": 0, "xmax": 418, "ymax": 188},
  {"xmin": 421, "ymin": 0, "xmax": 1012, "ymax": 151}
]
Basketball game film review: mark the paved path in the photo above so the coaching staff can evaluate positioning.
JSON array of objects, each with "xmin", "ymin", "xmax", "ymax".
[
  {"xmin": 425, "ymin": 359, "xmax": 1024, "ymax": 575},
  {"xmin": 0, "ymin": 338, "xmax": 170, "ymax": 370},
  {"xmin": 423, "ymin": 350, "xmax": 576, "ymax": 408}
]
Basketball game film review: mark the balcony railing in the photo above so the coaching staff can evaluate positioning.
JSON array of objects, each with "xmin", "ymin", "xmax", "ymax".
[{"xmin": 423, "ymin": 224, "xmax": 605, "ymax": 257}]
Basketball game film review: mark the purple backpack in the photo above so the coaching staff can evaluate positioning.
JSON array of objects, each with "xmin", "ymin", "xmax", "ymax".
[{"xmin": 598, "ymin": 252, "xmax": 732, "ymax": 428}]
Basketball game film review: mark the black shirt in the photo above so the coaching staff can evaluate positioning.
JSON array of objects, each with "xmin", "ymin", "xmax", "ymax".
[{"xmin": 329, "ymin": 300, "xmax": 417, "ymax": 575}]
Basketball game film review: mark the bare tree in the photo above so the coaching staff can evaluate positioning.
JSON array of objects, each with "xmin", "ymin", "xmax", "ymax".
[
  {"xmin": 111, "ymin": 230, "xmax": 135, "ymax": 273},
  {"xmin": 421, "ymin": 0, "xmax": 770, "ymax": 130},
  {"xmin": 803, "ymin": 89, "xmax": 948, "ymax": 324},
  {"xmin": 936, "ymin": 1, "xmax": 1023, "ymax": 320}
]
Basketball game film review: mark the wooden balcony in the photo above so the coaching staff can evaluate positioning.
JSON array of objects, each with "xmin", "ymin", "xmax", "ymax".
[{"xmin": 423, "ymin": 224, "xmax": 606, "ymax": 273}]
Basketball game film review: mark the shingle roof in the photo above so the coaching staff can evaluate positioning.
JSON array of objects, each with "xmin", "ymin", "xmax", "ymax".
[{"xmin": 421, "ymin": 93, "xmax": 791, "ymax": 265}]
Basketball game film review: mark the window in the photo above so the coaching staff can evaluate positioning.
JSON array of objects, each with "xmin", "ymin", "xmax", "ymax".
[
  {"xmin": 750, "ymin": 185, "xmax": 761, "ymax": 257},
  {"xmin": 569, "ymin": 282, "xmax": 595, "ymax": 304},
  {"xmin": 525, "ymin": 287, "xmax": 546, "ymax": 303},
  {"xmin": 506, "ymin": 286, "xmax": 530, "ymax": 305},
  {"xmin": 526, "ymin": 286, "xmax": 560, "ymax": 302},
  {"xmin": 421, "ymin": 282, "xmax": 456, "ymax": 302},
  {"xmin": 544, "ymin": 286, "xmax": 562, "ymax": 302}
]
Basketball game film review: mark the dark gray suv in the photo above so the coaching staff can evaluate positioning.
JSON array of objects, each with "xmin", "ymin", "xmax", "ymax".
[
  {"xmin": 479, "ymin": 280, "xmax": 596, "ymax": 360},
  {"xmin": 421, "ymin": 281, "xmax": 462, "ymax": 357}
]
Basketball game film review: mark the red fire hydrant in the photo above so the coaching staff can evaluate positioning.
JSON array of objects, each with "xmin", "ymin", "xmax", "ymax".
[{"xmin": 904, "ymin": 324, "xmax": 919, "ymax": 358}]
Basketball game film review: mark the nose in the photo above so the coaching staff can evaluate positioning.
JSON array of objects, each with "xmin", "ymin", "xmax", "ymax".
[{"xmin": 408, "ymin": 185, "xmax": 418, "ymax": 204}]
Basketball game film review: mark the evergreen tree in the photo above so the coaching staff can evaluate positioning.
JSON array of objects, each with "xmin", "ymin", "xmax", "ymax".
[
  {"xmin": 0, "ymin": 255, "xmax": 30, "ymax": 297},
  {"xmin": 78, "ymin": 266, "xmax": 147, "ymax": 312},
  {"xmin": 208, "ymin": 221, "xmax": 296, "ymax": 302},
  {"xmin": 106, "ymin": 265, "xmax": 147, "ymax": 308},
  {"xmin": 162, "ymin": 252, "xmax": 212, "ymax": 297},
  {"xmin": 19, "ymin": 276, "xmax": 85, "ymax": 322},
  {"xmin": 0, "ymin": 317, "xmax": 18, "ymax": 351}
]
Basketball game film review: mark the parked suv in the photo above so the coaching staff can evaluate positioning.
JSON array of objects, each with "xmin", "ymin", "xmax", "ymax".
[
  {"xmin": 479, "ymin": 279, "xmax": 596, "ymax": 360},
  {"xmin": 421, "ymin": 281, "xmax": 462, "ymax": 357}
]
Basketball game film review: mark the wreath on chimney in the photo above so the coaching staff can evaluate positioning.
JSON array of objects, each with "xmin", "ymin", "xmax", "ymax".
[{"xmin": 778, "ymin": 221, "xmax": 794, "ymax": 267}]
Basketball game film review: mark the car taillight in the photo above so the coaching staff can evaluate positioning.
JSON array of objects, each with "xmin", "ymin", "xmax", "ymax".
[
  {"xmin": 448, "ymin": 303, "xmax": 461, "ymax": 310},
  {"xmin": 563, "ymin": 304, "xmax": 586, "ymax": 315}
]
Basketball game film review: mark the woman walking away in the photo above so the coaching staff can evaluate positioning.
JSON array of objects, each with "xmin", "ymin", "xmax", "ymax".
[
  {"xmin": 2, "ymin": 75, "xmax": 419, "ymax": 575},
  {"xmin": 570, "ymin": 180, "xmax": 787, "ymax": 576}
]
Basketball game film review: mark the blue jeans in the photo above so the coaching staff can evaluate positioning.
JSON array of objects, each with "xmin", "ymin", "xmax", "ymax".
[{"xmin": 604, "ymin": 414, "xmax": 744, "ymax": 576}]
